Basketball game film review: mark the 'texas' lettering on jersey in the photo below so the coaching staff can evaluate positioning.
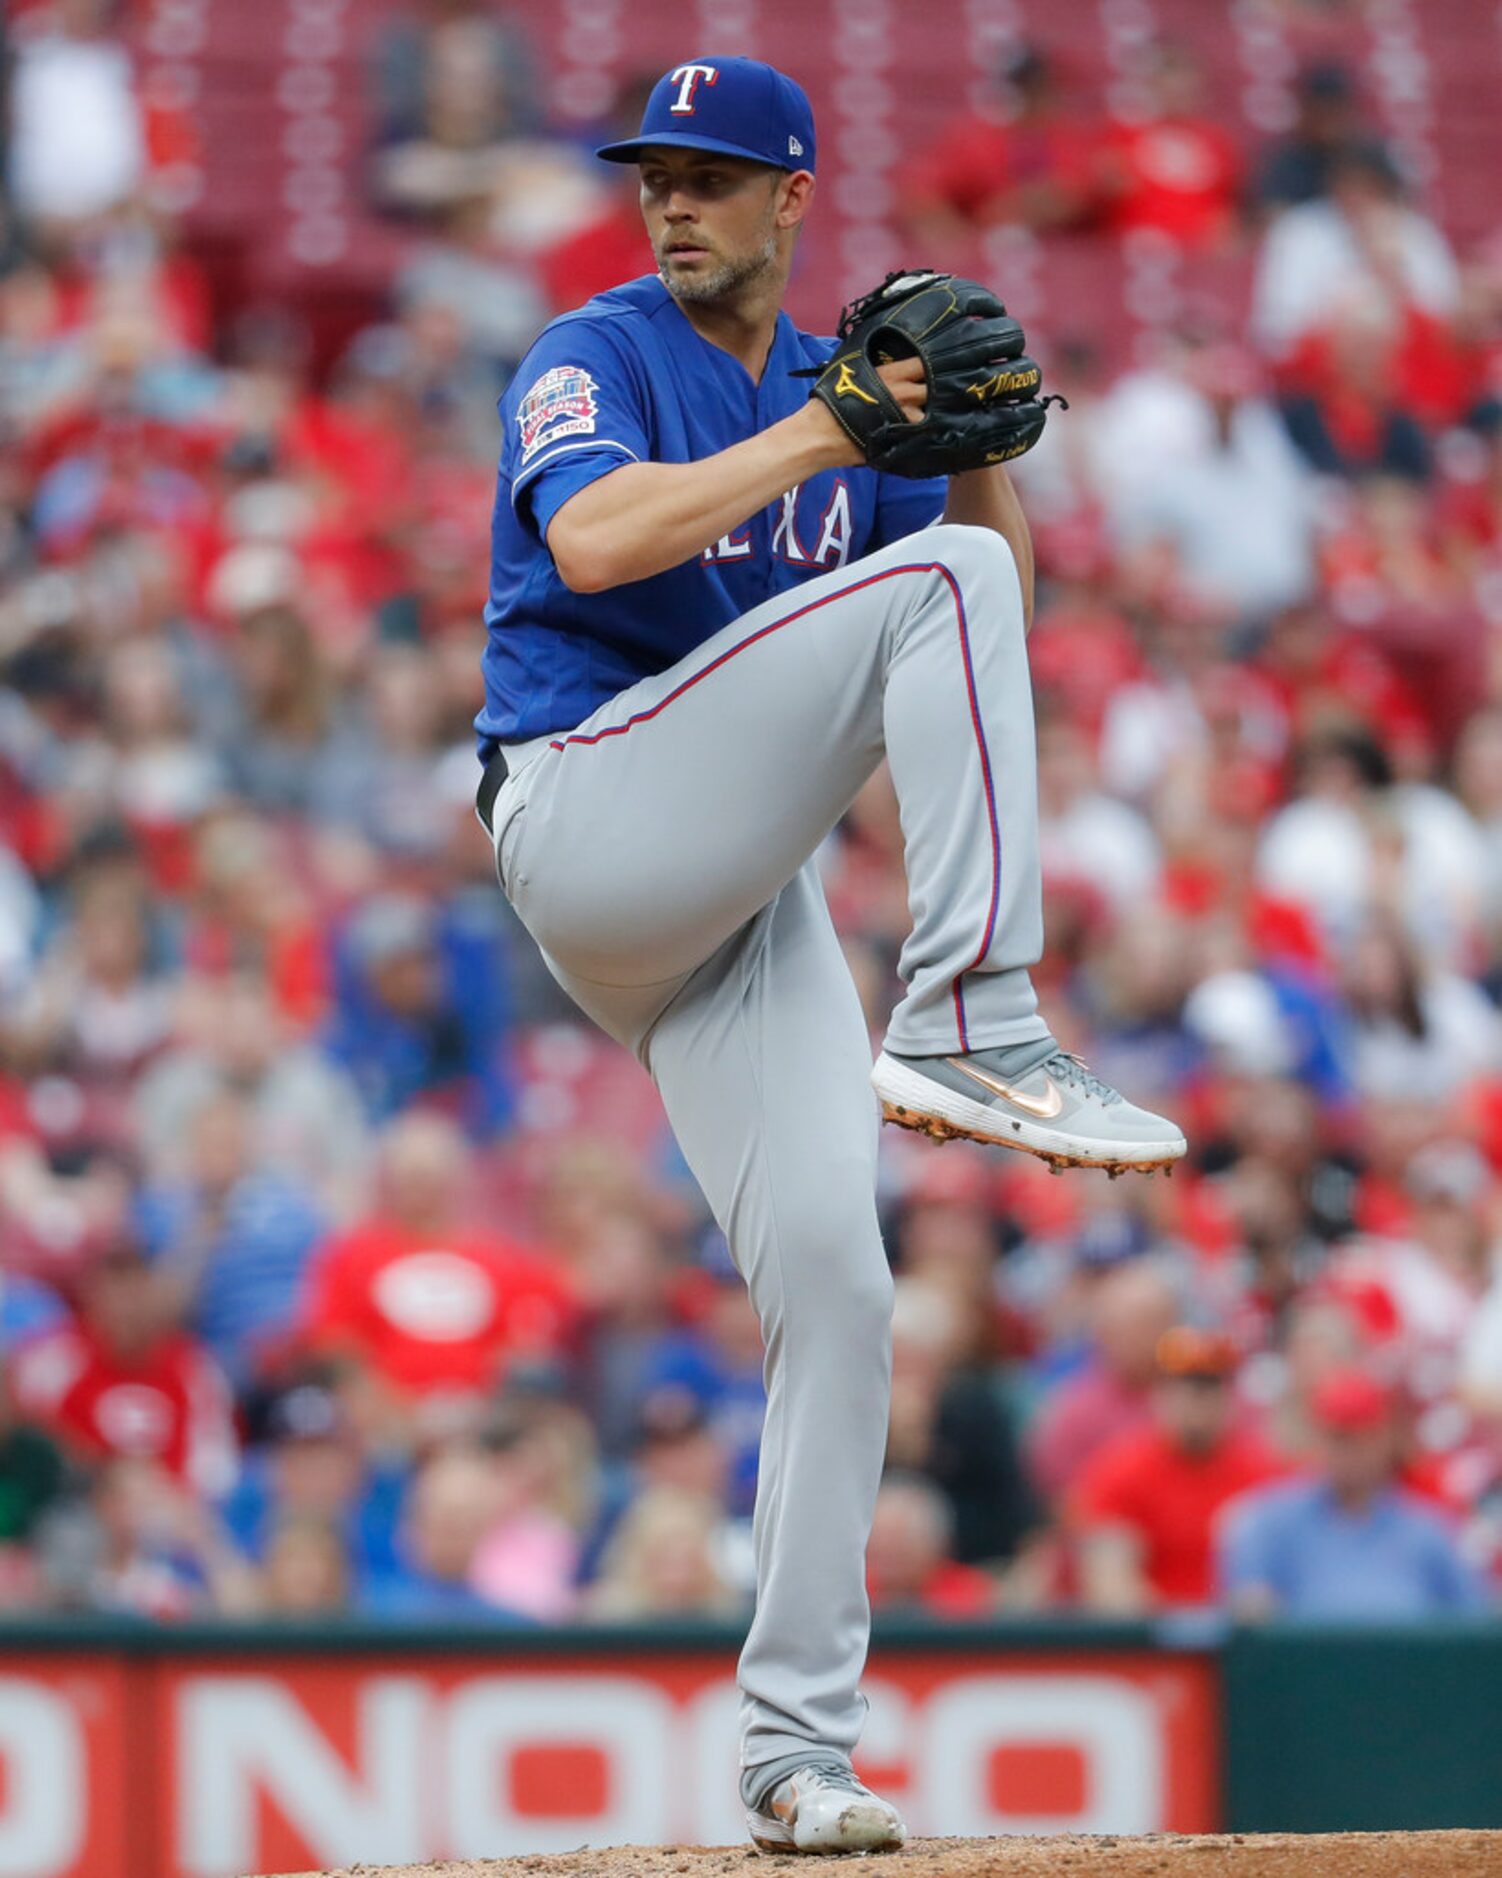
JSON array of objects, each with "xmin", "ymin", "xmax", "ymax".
[{"xmin": 702, "ymin": 480, "xmax": 855, "ymax": 571}]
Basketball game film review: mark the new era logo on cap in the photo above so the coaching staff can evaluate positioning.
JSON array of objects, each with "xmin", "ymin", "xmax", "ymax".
[{"xmin": 596, "ymin": 55, "xmax": 817, "ymax": 174}]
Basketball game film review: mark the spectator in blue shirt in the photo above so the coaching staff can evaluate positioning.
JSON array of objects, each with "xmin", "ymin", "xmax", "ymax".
[
  {"xmin": 1218, "ymin": 1368, "xmax": 1489, "ymax": 1619},
  {"xmin": 133, "ymin": 1089, "xmax": 327, "ymax": 1391},
  {"xmin": 323, "ymin": 893, "xmax": 514, "ymax": 1141},
  {"xmin": 218, "ymin": 1382, "xmax": 405, "ymax": 1598},
  {"xmin": 639, "ymin": 1231, "xmax": 767, "ymax": 1518},
  {"xmin": 359, "ymin": 1441, "xmax": 536, "ymax": 1622}
]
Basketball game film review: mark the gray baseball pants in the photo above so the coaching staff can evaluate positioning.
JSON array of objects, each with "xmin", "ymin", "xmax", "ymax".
[{"xmin": 485, "ymin": 523, "xmax": 1045, "ymax": 1791}]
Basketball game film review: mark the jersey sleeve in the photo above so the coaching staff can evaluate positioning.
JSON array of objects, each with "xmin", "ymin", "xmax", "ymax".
[
  {"xmin": 503, "ymin": 318, "xmax": 651, "ymax": 540},
  {"xmin": 867, "ymin": 468, "xmax": 946, "ymax": 552}
]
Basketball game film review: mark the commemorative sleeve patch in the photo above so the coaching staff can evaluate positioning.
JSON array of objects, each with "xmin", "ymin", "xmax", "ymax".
[{"xmin": 517, "ymin": 365, "xmax": 599, "ymax": 464}]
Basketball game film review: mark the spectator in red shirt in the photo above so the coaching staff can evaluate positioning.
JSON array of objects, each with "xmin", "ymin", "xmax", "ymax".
[
  {"xmin": 1069, "ymin": 1327, "xmax": 1283, "ymax": 1611},
  {"xmin": 867, "ymin": 1473, "xmax": 998, "ymax": 1619},
  {"xmin": 1027, "ymin": 1258, "xmax": 1180, "ymax": 1502},
  {"xmin": 11, "ymin": 1234, "xmax": 239, "ymax": 1499},
  {"xmin": 900, "ymin": 45, "xmax": 1097, "ymax": 255},
  {"xmin": 537, "ymin": 188, "xmax": 652, "ymax": 317},
  {"xmin": 1279, "ymin": 299, "xmax": 1442, "ymax": 482},
  {"xmin": 300, "ymin": 1112, "xmax": 575, "ymax": 1407},
  {"xmin": 1095, "ymin": 42, "xmax": 1242, "ymax": 250}
]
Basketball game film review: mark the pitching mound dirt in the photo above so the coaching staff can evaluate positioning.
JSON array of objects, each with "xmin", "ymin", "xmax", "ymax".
[{"xmin": 260, "ymin": 1827, "xmax": 1502, "ymax": 1878}]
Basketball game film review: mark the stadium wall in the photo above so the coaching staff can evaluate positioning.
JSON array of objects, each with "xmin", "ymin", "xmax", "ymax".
[{"xmin": 0, "ymin": 1618, "xmax": 1497, "ymax": 1875}]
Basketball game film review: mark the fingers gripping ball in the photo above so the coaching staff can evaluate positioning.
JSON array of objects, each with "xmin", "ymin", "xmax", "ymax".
[{"xmin": 806, "ymin": 270, "xmax": 1066, "ymax": 479}]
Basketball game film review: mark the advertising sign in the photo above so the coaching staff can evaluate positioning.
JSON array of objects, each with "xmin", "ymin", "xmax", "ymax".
[
  {"xmin": 0, "ymin": 1658, "xmax": 131, "ymax": 1878},
  {"xmin": 154, "ymin": 1649, "xmax": 1215, "ymax": 1878},
  {"xmin": 0, "ymin": 1642, "xmax": 1215, "ymax": 1878}
]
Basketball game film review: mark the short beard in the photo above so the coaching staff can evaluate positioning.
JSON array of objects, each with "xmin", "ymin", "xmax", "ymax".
[{"xmin": 659, "ymin": 232, "xmax": 779, "ymax": 306}]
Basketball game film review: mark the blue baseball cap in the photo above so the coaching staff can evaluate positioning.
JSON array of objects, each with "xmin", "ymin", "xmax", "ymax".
[{"xmin": 597, "ymin": 56, "xmax": 816, "ymax": 173}]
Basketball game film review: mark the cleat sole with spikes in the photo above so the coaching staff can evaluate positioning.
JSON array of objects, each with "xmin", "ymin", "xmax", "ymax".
[
  {"xmin": 881, "ymin": 1095, "xmax": 1179, "ymax": 1177},
  {"xmin": 873, "ymin": 1044, "xmax": 1187, "ymax": 1178}
]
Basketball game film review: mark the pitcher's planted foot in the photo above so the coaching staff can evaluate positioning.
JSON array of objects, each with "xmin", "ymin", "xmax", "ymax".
[
  {"xmin": 746, "ymin": 1760, "xmax": 908, "ymax": 1855},
  {"xmin": 873, "ymin": 1037, "xmax": 1186, "ymax": 1175}
]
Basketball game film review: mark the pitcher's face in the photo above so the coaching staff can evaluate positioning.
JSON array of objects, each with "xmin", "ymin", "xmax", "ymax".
[{"xmin": 639, "ymin": 148, "xmax": 785, "ymax": 306}]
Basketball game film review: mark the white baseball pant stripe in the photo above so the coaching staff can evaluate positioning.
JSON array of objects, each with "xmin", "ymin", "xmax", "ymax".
[{"xmin": 486, "ymin": 523, "xmax": 1045, "ymax": 1782}]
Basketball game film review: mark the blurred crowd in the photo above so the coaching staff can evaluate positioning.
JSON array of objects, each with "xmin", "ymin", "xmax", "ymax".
[{"xmin": 0, "ymin": 0, "xmax": 1500, "ymax": 1627}]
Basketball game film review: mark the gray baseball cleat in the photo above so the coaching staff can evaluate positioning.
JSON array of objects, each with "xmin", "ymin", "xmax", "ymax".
[
  {"xmin": 872, "ymin": 1038, "xmax": 1187, "ymax": 1176},
  {"xmin": 746, "ymin": 1760, "xmax": 907, "ymax": 1855}
]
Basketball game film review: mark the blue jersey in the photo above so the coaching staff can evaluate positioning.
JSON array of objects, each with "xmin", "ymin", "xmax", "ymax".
[{"xmin": 477, "ymin": 274, "xmax": 945, "ymax": 749}]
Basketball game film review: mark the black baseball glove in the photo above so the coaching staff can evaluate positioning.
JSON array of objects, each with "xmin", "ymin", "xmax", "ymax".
[{"xmin": 803, "ymin": 270, "xmax": 1064, "ymax": 479}]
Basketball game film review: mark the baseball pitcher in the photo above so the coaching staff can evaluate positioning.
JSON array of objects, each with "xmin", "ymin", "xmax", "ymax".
[{"xmin": 476, "ymin": 55, "xmax": 1186, "ymax": 1853}]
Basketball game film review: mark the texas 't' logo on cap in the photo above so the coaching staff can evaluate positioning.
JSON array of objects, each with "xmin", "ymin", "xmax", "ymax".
[
  {"xmin": 669, "ymin": 63, "xmax": 719, "ymax": 114},
  {"xmin": 595, "ymin": 55, "xmax": 817, "ymax": 174}
]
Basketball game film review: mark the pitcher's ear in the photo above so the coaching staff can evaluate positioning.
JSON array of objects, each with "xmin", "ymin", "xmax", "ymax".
[{"xmin": 777, "ymin": 168, "xmax": 816, "ymax": 229}]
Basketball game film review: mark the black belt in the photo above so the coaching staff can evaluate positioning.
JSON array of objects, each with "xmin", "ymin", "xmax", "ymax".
[{"xmin": 475, "ymin": 747, "xmax": 510, "ymax": 836}]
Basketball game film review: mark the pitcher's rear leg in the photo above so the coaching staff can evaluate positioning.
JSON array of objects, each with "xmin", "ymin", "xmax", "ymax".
[{"xmin": 639, "ymin": 865, "xmax": 906, "ymax": 1848}]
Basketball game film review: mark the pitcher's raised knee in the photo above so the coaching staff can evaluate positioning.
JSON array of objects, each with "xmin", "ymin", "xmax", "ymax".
[{"xmin": 918, "ymin": 521, "xmax": 1019, "ymax": 594}]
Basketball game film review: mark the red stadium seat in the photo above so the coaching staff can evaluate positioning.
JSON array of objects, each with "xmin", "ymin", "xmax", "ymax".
[{"xmin": 117, "ymin": 1, "xmax": 1502, "ymax": 366}]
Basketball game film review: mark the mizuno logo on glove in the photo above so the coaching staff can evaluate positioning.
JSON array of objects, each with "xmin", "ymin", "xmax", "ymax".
[
  {"xmin": 833, "ymin": 359, "xmax": 879, "ymax": 404},
  {"xmin": 967, "ymin": 368, "xmax": 1040, "ymax": 401}
]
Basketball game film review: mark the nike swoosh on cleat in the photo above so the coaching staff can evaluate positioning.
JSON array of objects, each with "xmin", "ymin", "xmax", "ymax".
[{"xmin": 944, "ymin": 1056, "xmax": 1065, "ymax": 1120}]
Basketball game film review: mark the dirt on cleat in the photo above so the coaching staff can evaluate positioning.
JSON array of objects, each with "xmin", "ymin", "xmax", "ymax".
[{"xmin": 881, "ymin": 1099, "xmax": 1181, "ymax": 1179}]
